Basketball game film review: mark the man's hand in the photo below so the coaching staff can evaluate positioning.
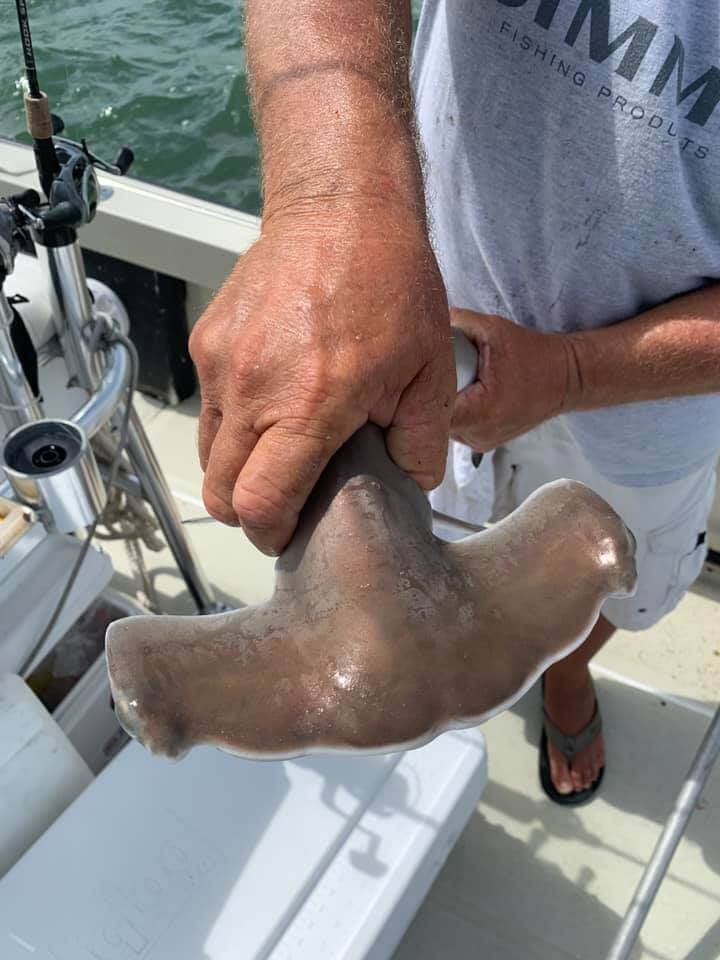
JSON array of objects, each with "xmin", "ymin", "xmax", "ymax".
[
  {"xmin": 449, "ymin": 309, "xmax": 578, "ymax": 452},
  {"xmin": 188, "ymin": 0, "xmax": 456, "ymax": 556},
  {"xmin": 190, "ymin": 204, "xmax": 454, "ymax": 555}
]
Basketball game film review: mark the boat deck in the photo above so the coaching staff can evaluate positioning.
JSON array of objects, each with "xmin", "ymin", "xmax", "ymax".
[{"xmin": 103, "ymin": 392, "xmax": 720, "ymax": 960}]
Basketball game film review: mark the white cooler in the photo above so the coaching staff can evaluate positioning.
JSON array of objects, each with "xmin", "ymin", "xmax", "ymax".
[{"xmin": 0, "ymin": 729, "xmax": 487, "ymax": 960}]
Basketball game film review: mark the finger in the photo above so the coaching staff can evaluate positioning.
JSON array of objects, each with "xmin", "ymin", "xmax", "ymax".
[
  {"xmin": 197, "ymin": 400, "xmax": 223, "ymax": 472},
  {"xmin": 386, "ymin": 356, "xmax": 454, "ymax": 490},
  {"xmin": 450, "ymin": 307, "xmax": 490, "ymax": 345},
  {"xmin": 449, "ymin": 380, "xmax": 496, "ymax": 453},
  {"xmin": 202, "ymin": 418, "xmax": 258, "ymax": 526},
  {"xmin": 451, "ymin": 381, "xmax": 486, "ymax": 433},
  {"xmin": 232, "ymin": 414, "xmax": 361, "ymax": 555}
]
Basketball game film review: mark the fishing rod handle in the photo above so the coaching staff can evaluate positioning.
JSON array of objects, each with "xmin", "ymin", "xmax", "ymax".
[
  {"xmin": 23, "ymin": 91, "xmax": 53, "ymax": 139},
  {"xmin": 452, "ymin": 328, "xmax": 480, "ymax": 393}
]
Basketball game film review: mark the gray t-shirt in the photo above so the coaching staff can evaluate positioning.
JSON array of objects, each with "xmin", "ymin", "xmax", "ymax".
[{"xmin": 412, "ymin": 0, "xmax": 720, "ymax": 486}]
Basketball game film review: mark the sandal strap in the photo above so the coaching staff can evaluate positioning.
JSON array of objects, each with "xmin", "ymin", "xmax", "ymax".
[{"xmin": 543, "ymin": 703, "xmax": 602, "ymax": 761}]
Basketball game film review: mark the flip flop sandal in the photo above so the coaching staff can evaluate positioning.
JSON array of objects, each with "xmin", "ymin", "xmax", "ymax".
[{"xmin": 539, "ymin": 680, "xmax": 605, "ymax": 806}]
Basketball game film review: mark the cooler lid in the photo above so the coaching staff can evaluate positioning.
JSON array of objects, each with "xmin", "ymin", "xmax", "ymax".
[{"xmin": 0, "ymin": 730, "xmax": 486, "ymax": 960}]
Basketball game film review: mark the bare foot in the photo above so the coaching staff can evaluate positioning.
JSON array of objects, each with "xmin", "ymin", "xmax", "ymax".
[{"xmin": 543, "ymin": 665, "xmax": 604, "ymax": 795}]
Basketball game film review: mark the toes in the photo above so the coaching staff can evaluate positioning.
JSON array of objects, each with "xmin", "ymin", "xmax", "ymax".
[
  {"xmin": 587, "ymin": 739, "xmax": 604, "ymax": 781},
  {"xmin": 546, "ymin": 735, "xmax": 606, "ymax": 798},
  {"xmin": 576, "ymin": 741, "xmax": 605, "ymax": 792},
  {"xmin": 548, "ymin": 743, "xmax": 574, "ymax": 795},
  {"xmin": 591, "ymin": 744, "xmax": 605, "ymax": 783},
  {"xmin": 570, "ymin": 766, "xmax": 586, "ymax": 793}
]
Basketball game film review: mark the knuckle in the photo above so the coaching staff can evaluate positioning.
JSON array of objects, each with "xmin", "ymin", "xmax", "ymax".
[
  {"xmin": 199, "ymin": 397, "xmax": 223, "ymax": 425},
  {"xmin": 189, "ymin": 321, "xmax": 223, "ymax": 371},
  {"xmin": 297, "ymin": 359, "xmax": 345, "ymax": 406},
  {"xmin": 228, "ymin": 339, "xmax": 271, "ymax": 396},
  {"xmin": 271, "ymin": 418, "xmax": 338, "ymax": 459},
  {"xmin": 229, "ymin": 342, "xmax": 260, "ymax": 381},
  {"xmin": 259, "ymin": 369, "xmax": 360, "ymax": 431},
  {"xmin": 232, "ymin": 481, "xmax": 292, "ymax": 532},
  {"xmin": 202, "ymin": 484, "xmax": 240, "ymax": 527}
]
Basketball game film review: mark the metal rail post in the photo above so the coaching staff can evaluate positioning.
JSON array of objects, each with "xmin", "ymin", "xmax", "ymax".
[{"xmin": 607, "ymin": 704, "xmax": 720, "ymax": 959}]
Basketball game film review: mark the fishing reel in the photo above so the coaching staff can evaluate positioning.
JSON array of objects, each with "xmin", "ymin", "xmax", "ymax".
[
  {"xmin": 40, "ymin": 134, "xmax": 134, "ymax": 230},
  {"xmin": 0, "ymin": 189, "xmax": 41, "ymax": 284},
  {"xmin": 0, "ymin": 138, "xmax": 133, "ymax": 237},
  {"xmin": 0, "ymin": 206, "xmax": 17, "ymax": 283},
  {"xmin": 0, "ymin": 137, "xmax": 133, "ymax": 238}
]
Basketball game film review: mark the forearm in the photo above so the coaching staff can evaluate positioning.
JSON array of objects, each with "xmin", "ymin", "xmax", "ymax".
[
  {"xmin": 566, "ymin": 283, "xmax": 720, "ymax": 410},
  {"xmin": 246, "ymin": 0, "xmax": 424, "ymax": 221}
]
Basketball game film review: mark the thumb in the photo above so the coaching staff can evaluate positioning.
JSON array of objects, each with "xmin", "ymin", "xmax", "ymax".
[
  {"xmin": 451, "ymin": 379, "xmax": 487, "ymax": 435},
  {"xmin": 386, "ymin": 353, "xmax": 455, "ymax": 490},
  {"xmin": 450, "ymin": 307, "xmax": 491, "ymax": 348}
]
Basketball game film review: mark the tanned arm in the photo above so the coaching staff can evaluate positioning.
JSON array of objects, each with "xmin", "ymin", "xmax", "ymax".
[
  {"xmin": 449, "ymin": 285, "xmax": 720, "ymax": 453},
  {"xmin": 248, "ymin": 1, "xmax": 420, "ymax": 218},
  {"xmin": 568, "ymin": 284, "xmax": 720, "ymax": 407},
  {"xmin": 190, "ymin": 1, "xmax": 454, "ymax": 555}
]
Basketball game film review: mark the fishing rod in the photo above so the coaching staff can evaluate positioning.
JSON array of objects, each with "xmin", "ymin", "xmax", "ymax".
[
  {"xmin": 14, "ymin": 0, "xmax": 60, "ymax": 197},
  {"xmin": 13, "ymin": 0, "xmax": 135, "ymax": 225},
  {"xmin": 0, "ymin": 0, "xmax": 220, "ymax": 644}
]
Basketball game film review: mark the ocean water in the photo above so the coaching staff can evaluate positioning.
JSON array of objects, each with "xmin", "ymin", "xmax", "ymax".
[
  {"xmin": 1, "ymin": 0, "xmax": 258, "ymax": 212},
  {"xmin": 0, "ymin": 0, "xmax": 422, "ymax": 216}
]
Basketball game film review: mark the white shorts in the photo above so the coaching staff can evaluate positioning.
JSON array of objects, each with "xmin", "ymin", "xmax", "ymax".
[{"xmin": 431, "ymin": 416, "xmax": 717, "ymax": 632}]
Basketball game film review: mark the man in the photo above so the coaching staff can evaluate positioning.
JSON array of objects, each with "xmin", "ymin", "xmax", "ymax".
[{"xmin": 189, "ymin": 0, "xmax": 720, "ymax": 803}]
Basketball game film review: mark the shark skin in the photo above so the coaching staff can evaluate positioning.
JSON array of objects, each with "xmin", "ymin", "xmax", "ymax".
[{"xmin": 106, "ymin": 424, "xmax": 637, "ymax": 761}]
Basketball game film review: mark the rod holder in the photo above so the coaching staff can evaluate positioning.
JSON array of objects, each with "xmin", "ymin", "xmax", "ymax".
[{"xmin": 1, "ymin": 419, "xmax": 105, "ymax": 533}]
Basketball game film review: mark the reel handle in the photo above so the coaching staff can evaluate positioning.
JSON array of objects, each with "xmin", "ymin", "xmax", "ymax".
[
  {"xmin": 7, "ymin": 189, "xmax": 41, "ymax": 211},
  {"xmin": 112, "ymin": 147, "xmax": 134, "ymax": 176}
]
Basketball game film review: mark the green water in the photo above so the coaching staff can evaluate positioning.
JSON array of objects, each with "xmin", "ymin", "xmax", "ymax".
[
  {"xmin": 0, "ymin": 0, "xmax": 422, "ymax": 216},
  {"xmin": 1, "ymin": 0, "xmax": 258, "ymax": 211}
]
